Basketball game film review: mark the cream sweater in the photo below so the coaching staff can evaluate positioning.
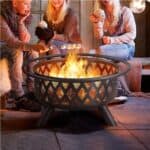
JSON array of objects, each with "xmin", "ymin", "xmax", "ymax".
[{"xmin": 98, "ymin": 7, "xmax": 136, "ymax": 46}]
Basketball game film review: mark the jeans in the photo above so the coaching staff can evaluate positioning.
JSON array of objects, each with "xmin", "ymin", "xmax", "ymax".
[
  {"xmin": 99, "ymin": 43, "xmax": 135, "ymax": 60},
  {"xmin": 0, "ymin": 42, "xmax": 38, "ymax": 97},
  {"xmin": 23, "ymin": 50, "xmax": 39, "ymax": 92}
]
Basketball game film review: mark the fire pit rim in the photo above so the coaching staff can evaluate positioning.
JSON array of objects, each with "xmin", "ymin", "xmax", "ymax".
[{"xmin": 25, "ymin": 53, "xmax": 130, "ymax": 82}]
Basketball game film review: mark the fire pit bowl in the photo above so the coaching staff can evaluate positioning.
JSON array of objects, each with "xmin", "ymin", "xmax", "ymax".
[{"xmin": 27, "ymin": 54, "xmax": 130, "ymax": 127}]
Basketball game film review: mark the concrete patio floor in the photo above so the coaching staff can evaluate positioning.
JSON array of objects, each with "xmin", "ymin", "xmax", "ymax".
[{"xmin": 1, "ymin": 97, "xmax": 150, "ymax": 150}]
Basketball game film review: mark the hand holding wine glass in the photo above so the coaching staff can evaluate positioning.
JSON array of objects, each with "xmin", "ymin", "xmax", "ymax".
[{"xmin": 90, "ymin": 9, "xmax": 105, "ymax": 23}]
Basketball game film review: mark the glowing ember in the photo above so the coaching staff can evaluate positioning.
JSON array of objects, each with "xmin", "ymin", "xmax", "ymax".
[{"xmin": 49, "ymin": 51, "xmax": 101, "ymax": 78}]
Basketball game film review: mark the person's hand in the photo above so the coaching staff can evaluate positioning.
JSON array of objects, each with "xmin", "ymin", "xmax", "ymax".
[
  {"xmin": 19, "ymin": 11, "xmax": 30, "ymax": 24},
  {"xmin": 94, "ymin": 9, "xmax": 105, "ymax": 22},
  {"xmin": 102, "ymin": 36, "xmax": 111, "ymax": 44},
  {"xmin": 89, "ymin": 9, "xmax": 105, "ymax": 23},
  {"xmin": 89, "ymin": 13, "xmax": 100, "ymax": 23},
  {"xmin": 31, "ymin": 43, "xmax": 48, "ymax": 53},
  {"xmin": 49, "ymin": 45, "xmax": 60, "ymax": 54}
]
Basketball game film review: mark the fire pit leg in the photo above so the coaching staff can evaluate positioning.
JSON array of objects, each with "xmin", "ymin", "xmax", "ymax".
[
  {"xmin": 38, "ymin": 106, "xmax": 53, "ymax": 127},
  {"xmin": 98, "ymin": 105, "xmax": 117, "ymax": 126}
]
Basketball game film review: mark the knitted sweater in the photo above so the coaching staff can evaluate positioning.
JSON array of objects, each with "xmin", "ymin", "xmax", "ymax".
[{"xmin": 100, "ymin": 7, "xmax": 136, "ymax": 46}]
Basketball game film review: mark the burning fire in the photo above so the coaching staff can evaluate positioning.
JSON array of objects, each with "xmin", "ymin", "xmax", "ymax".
[{"xmin": 49, "ymin": 51, "xmax": 101, "ymax": 78}]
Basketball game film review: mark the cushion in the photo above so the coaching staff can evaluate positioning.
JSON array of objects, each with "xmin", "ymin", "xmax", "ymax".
[{"xmin": 119, "ymin": 59, "xmax": 142, "ymax": 92}]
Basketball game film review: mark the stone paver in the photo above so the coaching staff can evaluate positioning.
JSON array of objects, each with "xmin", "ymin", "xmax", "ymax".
[
  {"xmin": 129, "ymin": 130, "xmax": 150, "ymax": 150},
  {"xmin": 1, "ymin": 130, "xmax": 59, "ymax": 150},
  {"xmin": 56, "ymin": 130, "xmax": 146, "ymax": 150},
  {"xmin": 1, "ymin": 97, "xmax": 150, "ymax": 150},
  {"xmin": 109, "ymin": 97, "xmax": 150, "ymax": 129}
]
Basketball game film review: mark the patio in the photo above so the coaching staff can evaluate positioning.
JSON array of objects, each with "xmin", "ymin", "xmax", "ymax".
[
  {"xmin": 0, "ymin": 1, "xmax": 150, "ymax": 149},
  {"xmin": 1, "ymin": 96, "xmax": 150, "ymax": 150}
]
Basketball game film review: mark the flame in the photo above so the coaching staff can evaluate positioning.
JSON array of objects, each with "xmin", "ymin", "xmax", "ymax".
[{"xmin": 49, "ymin": 51, "xmax": 100, "ymax": 78}]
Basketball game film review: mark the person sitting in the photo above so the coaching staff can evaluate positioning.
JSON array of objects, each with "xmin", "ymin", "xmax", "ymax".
[
  {"xmin": 0, "ymin": 0, "xmax": 47, "ymax": 111},
  {"xmin": 90, "ymin": 0, "xmax": 136, "ymax": 60},
  {"xmin": 43, "ymin": 0, "xmax": 82, "ymax": 54},
  {"xmin": 90, "ymin": 0, "xmax": 138, "ymax": 103}
]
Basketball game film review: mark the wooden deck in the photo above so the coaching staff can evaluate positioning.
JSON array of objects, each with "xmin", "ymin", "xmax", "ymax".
[{"xmin": 1, "ymin": 96, "xmax": 150, "ymax": 150}]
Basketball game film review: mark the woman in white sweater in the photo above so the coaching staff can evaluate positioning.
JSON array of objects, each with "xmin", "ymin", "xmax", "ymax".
[{"xmin": 90, "ymin": 0, "xmax": 136, "ymax": 60}]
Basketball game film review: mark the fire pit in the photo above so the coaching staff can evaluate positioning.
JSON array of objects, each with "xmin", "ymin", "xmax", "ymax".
[{"xmin": 27, "ymin": 53, "xmax": 130, "ymax": 127}]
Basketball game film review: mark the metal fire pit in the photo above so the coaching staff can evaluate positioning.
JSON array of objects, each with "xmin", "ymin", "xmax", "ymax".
[{"xmin": 27, "ymin": 54, "xmax": 130, "ymax": 127}]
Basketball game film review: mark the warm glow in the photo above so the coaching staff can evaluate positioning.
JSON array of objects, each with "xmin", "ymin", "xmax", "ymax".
[
  {"xmin": 49, "ymin": 51, "xmax": 100, "ymax": 78},
  {"xmin": 130, "ymin": 0, "xmax": 146, "ymax": 14}
]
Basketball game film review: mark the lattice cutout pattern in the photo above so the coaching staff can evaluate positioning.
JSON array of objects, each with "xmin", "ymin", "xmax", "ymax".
[
  {"xmin": 36, "ymin": 60, "xmax": 117, "ymax": 77},
  {"xmin": 35, "ymin": 79, "xmax": 117, "ymax": 108},
  {"xmin": 34, "ymin": 58, "xmax": 118, "ymax": 108}
]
